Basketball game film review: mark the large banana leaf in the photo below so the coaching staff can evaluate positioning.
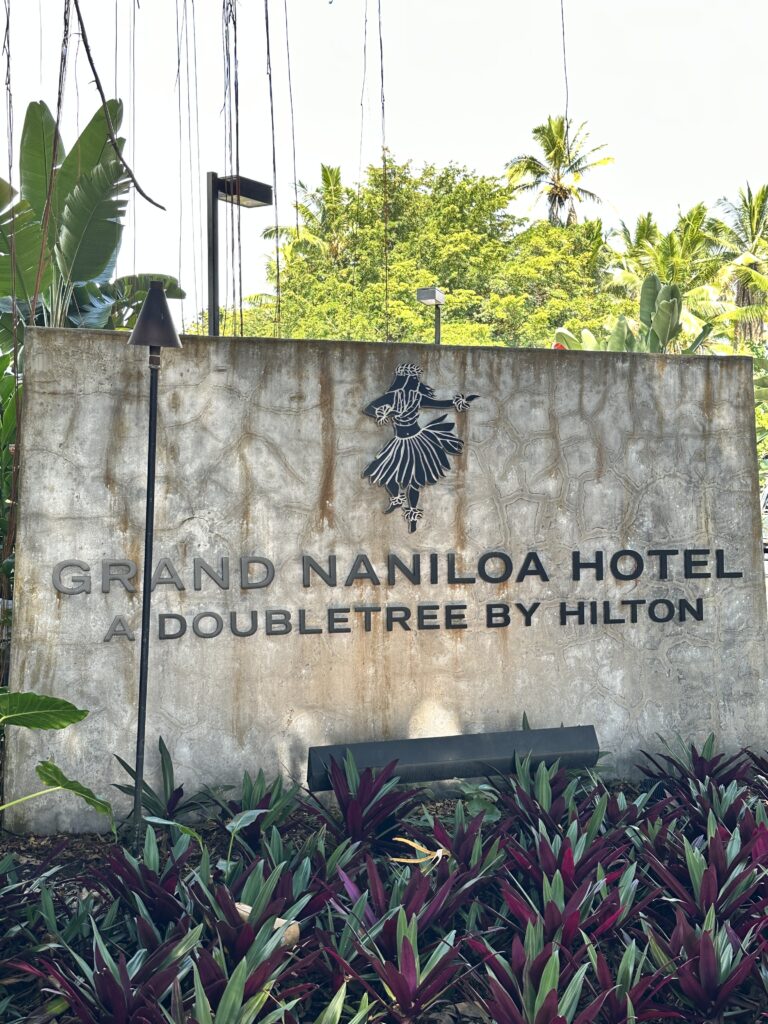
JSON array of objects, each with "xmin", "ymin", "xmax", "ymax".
[
  {"xmin": 650, "ymin": 297, "xmax": 681, "ymax": 350},
  {"xmin": 0, "ymin": 176, "xmax": 16, "ymax": 212},
  {"xmin": 19, "ymin": 101, "xmax": 64, "ymax": 221},
  {"xmin": 52, "ymin": 100, "xmax": 123, "ymax": 226},
  {"xmin": 68, "ymin": 281, "xmax": 115, "ymax": 328},
  {"xmin": 54, "ymin": 155, "xmax": 129, "ymax": 287},
  {"xmin": 0, "ymin": 199, "xmax": 50, "ymax": 302},
  {"xmin": 639, "ymin": 274, "xmax": 661, "ymax": 328}
]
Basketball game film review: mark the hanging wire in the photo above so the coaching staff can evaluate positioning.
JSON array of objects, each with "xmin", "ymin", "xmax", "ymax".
[
  {"xmin": 72, "ymin": 0, "xmax": 165, "ymax": 209},
  {"xmin": 560, "ymin": 0, "xmax": 571, "ymax": 163},
  {"xmin": 113, "ymin": 0, "xmax": 117, "ymax": 99},
  {"xmin": 264, "ymin": 0, "xmax": 281, "ymax": 336},
  {"xmin": 283, "ymin": 0, "xmax": 299, "ymax": 237},
  {"xmin": 232, "ymin": 3, "xmax": 243, "ymax": 335},
  {"xmin": 175, "ymin": 0, "xmax": 185, "ymax": 328},
  {"xmin": 190, "ymin": 0, "xmax": 204, "ymax": 322},
  {"xmin": 222, "ymin": 0, "xmax": 234, "ymax": 333},
  {"xmin": 73, "ymin": 14, "xmax": 80, "ymax": 135},
  {"xmin": 181, "ymin": 0, "xmax": 200, "ymax": 325},
  {"xmin": 349, "ymin": 0, "xmax": 368, "ymax": 336},
  {"xmin": 377, "ymin": 0, "xmax": 389, "ymax": 341},
  {"xmin": 222, "ymin": 0, "xmax": 244, "ymax": 335}
]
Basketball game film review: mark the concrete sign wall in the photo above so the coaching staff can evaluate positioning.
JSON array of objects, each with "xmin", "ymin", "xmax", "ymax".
[{"xmin": 5, "ymin": 328, "xmax": 768, "ymax": 831}]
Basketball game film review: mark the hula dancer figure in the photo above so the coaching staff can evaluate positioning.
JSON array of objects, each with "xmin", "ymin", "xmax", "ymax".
[{"xmin": 362, "ymin": 363, "xmax": 478, "ymax": 532}]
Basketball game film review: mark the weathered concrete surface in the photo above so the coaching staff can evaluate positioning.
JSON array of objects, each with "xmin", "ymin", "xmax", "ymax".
[{"xmin": 5, "ymin": 329, "xmax": 768, "ymax": 831}]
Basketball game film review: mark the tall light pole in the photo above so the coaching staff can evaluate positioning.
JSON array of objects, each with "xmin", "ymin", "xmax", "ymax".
[
  {"xmin": 127, "ymin": 282, "xmax": 182, "ymax": 849},
  {"xmin": 207, "ymin": 173, "xmax": 273, "ymax": 336},
  {"xmin": 416, "ymin": 286, "xmax": 446, "ymax": 345}
]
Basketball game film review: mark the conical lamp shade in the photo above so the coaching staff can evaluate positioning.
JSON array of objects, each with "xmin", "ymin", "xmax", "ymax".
[{"xmin": 128, "ymin": 281, "xmax": 182, "ymax": 348}]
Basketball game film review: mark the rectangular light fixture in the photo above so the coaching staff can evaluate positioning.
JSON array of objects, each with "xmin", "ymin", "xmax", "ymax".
[
  {"xmin": 416, "ymin": 286, "xmax": 445, "ymax": 306},
  {"xmin": 307, "ymin": 724, "xmax": 599, "ymax": 791},
  {"xmin": 216, "ymin": 175, "xmax": 273, "ymax": 208}
]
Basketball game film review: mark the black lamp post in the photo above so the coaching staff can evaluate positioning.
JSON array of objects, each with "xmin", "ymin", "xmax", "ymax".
[
  {"xmin": 206, "ymin": 172, "xmax": 273, "ymax": 336},
  {"xmin": 127, "ymin": 281, "xmax": 182, "ymax": 849},
  {"xmin": 416, "ymin": 286, "xmax": 446, "ymax": 345}
]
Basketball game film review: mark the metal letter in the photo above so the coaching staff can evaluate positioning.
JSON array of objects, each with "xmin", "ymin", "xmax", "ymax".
[
  {"xmin": 52, "ymin": 560, "xmax": 91, "ymax": 595},
  {"xmin": 150, "ymin": 558, "xmax": 185, "ymax": 591},
  {"xmin": 159, "ymin": 614, "xmax": 187, "ymax": 639},
  {"xmin": 101, "ymin": 560, "xmax": 137, "ymax": 593},
  {"xmin": 103, "ymin": 615, "xmax": 135, "ymax": 641},
  {"xmin": 192, "ymin": 612, "xmax": 224, "ymax": 638},
  {"xmin": 240, "ymin": 556, "xmax": 275, "ymax": 589}
]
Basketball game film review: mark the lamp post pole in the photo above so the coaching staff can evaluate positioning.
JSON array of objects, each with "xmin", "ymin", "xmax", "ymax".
[
  {"xmin": 133, "ymin": 344, "xmax": 159, "ymax": 850},
  {"xmin": 416, "ymin": 286, "xmax": 446, "ymax": 346},
  {"xmin": 206, "ymin": 172, "xmax": 273, "ymax": 339},
  {"xmin": 206, "ymin": 172, "xmax": 220, "ymax": 337},
  {"xmin": 128, "ymin": 281, "xmax": 182, "ymax": 851}
]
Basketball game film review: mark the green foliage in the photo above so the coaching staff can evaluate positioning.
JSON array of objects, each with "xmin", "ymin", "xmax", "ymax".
[
  {"xmin": 6, "ymin": 741, "xmax": 768, "ymax": 1022},
  {"xmin": 0, "ymin": 690, "xmax": 113, "ymax": 827},
  {"xmin": 0, "ymin": 689, "xmax": 87, "ymax": 729},
  {"xmin": 217, "ymin": 160, "xmax": 629, "ymax": 349},
  {"xmin": 0, "ymin": 101, "xmax": 184, "ymax": 629},
  {"xmin": 114, "ymin": 734, "xmax": 219, "ymax": 825},
  {"xmin": 34, "ymin": 760, "xmax": 114, "ymax": 826},
  {"xmin": 555, "ymin": 273, "xmax": 714, "ymax": 353},
  {"xmin": 506, "ymin": 114, "xmax": 613, "ymax": 225},
  {"xmin": 496, "ymin": 220, "xmax": 632, "ymax": 347}
]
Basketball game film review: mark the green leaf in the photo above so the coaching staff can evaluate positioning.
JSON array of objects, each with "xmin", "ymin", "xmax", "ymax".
[
  {"xmin": 143, "ymin": 825, "xmax": 160, "ymax": 874},
  {"xmin": 554, "ymin": 327, "xmax": 580, "ymax": 350},
  {"xmin": 216, "ymin": 957, "xmax": 249, "ymax": 1024},
  {"xmin": 20, "ymin": 101, "xmax": 64, "ymax": 220},
  {"xmin": 313, "ymin": 982, "xmax": 347, "ymax": 1024},
  {"xmin": 226, "ymin": 809, "xmax": 268, "ymax": 835},
  {"xmin": 533, "ymin": 952, "xmax": 560, "ymax": 1020},
  {"xmin": 579, "ymin": 328, "xmax": 599, "ymax": 350},
  {"xmin": 54, "ymin": 155, "xmax": 129, "ymax": 287},
  {"xmin": 0, "ymin": 177, "xmax": 16, "ymax": 211},
  {"xmin": 159, "ymin": 735, "xmax": 175, "ymax": 803},
  {"xmin": 35, "ymin": 760, "xmax": 114, "ymax": 821},
  {"xmin": 52, "ymin": 100, "xmax": 123, "ymax": 226},
  {"xmin": 639, "ymin": 274, "xmax": 661, "ymax": 328},
  {"xmin": 606, "ymin": 317, "xmax": 629, "ymax": 351},
  {"xmin": 650, "ymin": 298, "xmax": 681, "ymax": 351},
  {"xmin": 559, "ymin": 962, "xmax": 589, "ymax": 1023},
  {"xmin": 0, "ymin": 199, "xmax": 49, "ymax": 302},
  {"xmin": 192, "ymin": 964, "xmax": 214, "ymax": 1024},
  {"xmin": 0, "ymin": 690, "xmax": 88, "ymax": 729},
  {"xmin": 685, "ymin": 322, "xmax": 713, "ymax": 354},
  {"xmin": 683, "ymin": 837, "xmax": 705, "ymax": 901}
]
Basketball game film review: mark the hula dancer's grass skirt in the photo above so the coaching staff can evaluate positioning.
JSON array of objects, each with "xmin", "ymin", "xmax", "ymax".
[{"xmin": 362, "ymin": 415, "xmax": 463, "ymax": 490}]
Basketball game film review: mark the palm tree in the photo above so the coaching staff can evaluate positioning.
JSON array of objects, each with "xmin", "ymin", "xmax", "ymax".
[
  {"xmin": 712, "ymin": 183, "xmax": 768, "ymax": 345},
  {"xmin": 506, "ymin": 116, "xmax": 613, "ymax": 226},
  {"xmin": 609, "ymin": 206, "xmax": 736, "ymax": 346},
  {"xmin": 263, "ymin": 164, "xmax": 348, "ymax": 265}
]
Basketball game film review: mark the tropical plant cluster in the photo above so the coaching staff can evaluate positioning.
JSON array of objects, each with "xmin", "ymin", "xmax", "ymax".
[
  {"xmin": 235, "ymin": 117, "xmax": 768, "ymax": 359},
  {"xmin": 228, "ymin": 116, "xmax": 768, "ymax": 483},
  {"xmin": 4, "ymin": 737, "xmax": 768, "ymax": 1023}
]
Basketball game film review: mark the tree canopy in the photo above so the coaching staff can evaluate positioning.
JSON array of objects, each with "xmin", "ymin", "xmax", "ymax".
[{"xmin": 226, "ymin": 158, "xmax": 632, "ymax": 347}]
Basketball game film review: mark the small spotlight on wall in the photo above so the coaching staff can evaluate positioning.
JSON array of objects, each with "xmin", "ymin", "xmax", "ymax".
[{"xmin": 416, "ymin": 286, "xmax": 445, "ymax": 346}]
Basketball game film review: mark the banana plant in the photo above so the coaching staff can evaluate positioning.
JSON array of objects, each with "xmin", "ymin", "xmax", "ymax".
[
  {"xmin": 0, "ymin": 99, "xmax": 182, "ymax": 621},
  {"xmin": 554, "ymin": 274, "xmax": 714, "ymax": 354}
]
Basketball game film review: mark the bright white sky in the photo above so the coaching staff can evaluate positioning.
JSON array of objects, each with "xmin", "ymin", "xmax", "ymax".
[{"xmin": 3, "ymin": 0, "xmax": 768, "ymax": 329}]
